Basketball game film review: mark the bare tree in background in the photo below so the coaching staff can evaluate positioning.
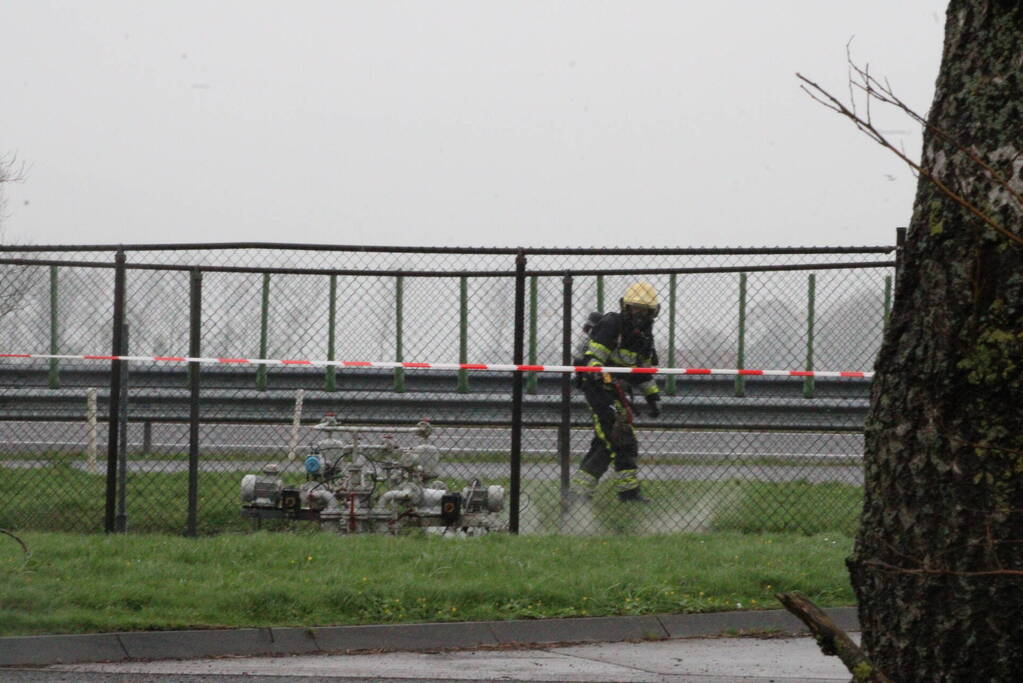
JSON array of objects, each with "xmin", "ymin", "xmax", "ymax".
[
  {"xmin": 682, "ymin": 326, "xmax": 737, "ymax": 368},
  {"xmin": 786, "ymin": 2, "xmax": 1023, "ymax": 679},
  {"xmin": 747, "ymin": 298, "xmax": 803, "ymax": 368},
  {"xmin": 0, "ymin": 152, "xmax": 20, "ymax": 238},
  {"xmin": 0, "ymin": 154, "xmax": 39, "ymax": 323}
]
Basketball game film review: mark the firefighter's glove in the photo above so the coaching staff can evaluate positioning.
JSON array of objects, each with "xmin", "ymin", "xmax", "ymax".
[
  {"xmin": 571, "ymin": 358, "xmax": 588, "ymax": 388},
  {"xmin": 645, "ymin": 394, "xmax": 661, "ymax": 419}
]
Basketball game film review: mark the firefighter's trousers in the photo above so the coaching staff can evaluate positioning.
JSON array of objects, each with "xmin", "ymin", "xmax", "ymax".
[{"xmin": 574, "ymin": 379, "xmax": 640, "ymax": 494}]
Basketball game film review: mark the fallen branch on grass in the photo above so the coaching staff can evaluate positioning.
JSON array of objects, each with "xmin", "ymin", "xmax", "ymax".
[
  {"xmin": 1, "ymin": 527, "xmax": 33, "ymax": 570},
  {"xmin": 1, "ymin": 528, "xmax": 28, "ymax": 555}
]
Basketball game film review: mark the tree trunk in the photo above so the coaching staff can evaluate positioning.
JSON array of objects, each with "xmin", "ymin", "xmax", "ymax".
[{"xmin": 849, "ymin": 2, "xmax": 1023, "ymax": 680}]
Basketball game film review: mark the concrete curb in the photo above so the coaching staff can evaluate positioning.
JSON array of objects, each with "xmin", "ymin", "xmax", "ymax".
[{"xmin": 0, "ymin": 607, "xmax": 857, "ymax": 667}]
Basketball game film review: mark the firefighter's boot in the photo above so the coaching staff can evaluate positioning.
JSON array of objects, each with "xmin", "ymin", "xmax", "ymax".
[
  {"xmin": 567, "ymin": 470, "xmax": 599, "ymax": 503},
  {"xmin": 615, "ymin": 469, "xmax": 649, "ymax": 503},
  {"xmin": 617, "ymin": 487, "xmax": 651, "ymax": 503}
]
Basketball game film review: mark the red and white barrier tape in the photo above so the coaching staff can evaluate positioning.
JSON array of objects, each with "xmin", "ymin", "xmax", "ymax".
[{"xmin": 0, "ymin": 353, "xmax": 873, "ymax": 379}]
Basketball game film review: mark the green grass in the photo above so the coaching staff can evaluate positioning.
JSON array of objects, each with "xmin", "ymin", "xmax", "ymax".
[
  {"xmin": 521, "ymin": 478, "xmax": 861, "ymax": 536},
  {"xmin": 710, "ymin": 480, "xmax": 863, "ymax": 536},
  {"xmin": 0, "ymin": 463, "xmax": 263, "ymax": 535},
  {"xmin": 0, "ymin": 531, "xmax": 855, "ymax": 636},
  {"xmin": 1, "ymin": 464, "xmax": 862, "ymax": 536}
]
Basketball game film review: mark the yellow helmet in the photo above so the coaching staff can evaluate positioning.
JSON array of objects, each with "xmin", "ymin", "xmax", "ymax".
[{"xmin": 621, "ymin": 282, "xmax": 660, "ymax": 318}]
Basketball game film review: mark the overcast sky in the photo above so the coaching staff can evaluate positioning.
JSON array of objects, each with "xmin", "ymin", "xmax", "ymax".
[{"xmin": 1, "ymin": 1, "xmax": 948, "ymax": 249}]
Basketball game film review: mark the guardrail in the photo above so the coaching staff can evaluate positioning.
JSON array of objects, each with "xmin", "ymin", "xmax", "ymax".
[{"xmin": 1, "ymin": 367, "xmax": 870, "ymax": 431}]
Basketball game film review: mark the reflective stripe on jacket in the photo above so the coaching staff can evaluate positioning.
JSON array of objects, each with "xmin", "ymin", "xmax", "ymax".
[{"xmin": 583, "ymin": 312, "xmax": 660, "ymax": 397}]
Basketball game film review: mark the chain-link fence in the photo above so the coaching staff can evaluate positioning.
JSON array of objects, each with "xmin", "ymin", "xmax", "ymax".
[{"xmin": 0, "ymin": 240, "xmax": 899, "ymax": 536}]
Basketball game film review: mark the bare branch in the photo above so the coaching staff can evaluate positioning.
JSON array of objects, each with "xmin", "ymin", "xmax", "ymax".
[
  {"xmin": 799, "ymin": 84, "xmax": 846, "ymax": 116},
  {"xmin": 796, "ymin": 68, "xmax": 1023, "ymax": 248},
  {"xmin": 1, "ymin": 528, "xmax": 28, "ymax": 555},
  {"xmin": 845, "ymin": 36, "xmax": 858, "ymax": 118},
  {"xmin": 949, "ymin": 435, "xmax": 1023, "ymax": 458},
  {"xmin": 864, "ymin": 62, "xmax": 872, "ymax": 126},
  {"xmin": 845, "ymin": 54, "xmax": 1023, "ymax": 211},
  {"xmin": 0, "ymin": 152, "xmax": 26, "ymax": 241},
  {"xmin": 777, "ymin": 591, "xmax": 892, "ymax": 682},
  {"xmin": 862, "ymin": 559, "xmax": 1023, "ymax": 578}
]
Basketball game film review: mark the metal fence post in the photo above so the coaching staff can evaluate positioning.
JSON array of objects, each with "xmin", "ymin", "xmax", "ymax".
[
  {"xmin": 558, "ymin": 274, "xmax": 573, "ymax": 502},
  {"xmin": 394, "ymin": 273, "xmax": 405, "ymax": 392},
  {"xmin": 104, "ymin": 249, "xmax": 127, "ymax": 533},
  {"xmin": 734, "ymin": 272, "xmax": 747, "ymax": 398},
  {"xmin": 596, "ymin": 274, "xmax": 605, "ymax": 312},
  {"xmin": 803, "ymin": 274, "xmax": 816, "ymax": 399},
  {"xmin": 48, "ymin": 265, "xmax": 60, "ymax": 389},
  {"xmin": 509, "ymin": 251, "xmax": 527, "ymax": 534},
  {"xmin": 186, "ymin": 268, "xmax": 202, "ymax": 537},
  {"xmin": 458, "ymin": 275, "xmax": 469, "ymax": 393},
  {"xmin": 116, "ymin": 324, "xmax": 129, "ymax": 532},
  {"xmin": 527, "ymin": 275, "xmax": 538, "ymax": 394},
  {"xmin": 257, "ymin": 273, "xmax": 270, "ymax": 391},
  {"xmin": 666, "ymin": 273, "xmax": 677, "ymax": 396},
  {"xmin": 325, "ymin": 274, "xmax": 337, "ymax": 391}
]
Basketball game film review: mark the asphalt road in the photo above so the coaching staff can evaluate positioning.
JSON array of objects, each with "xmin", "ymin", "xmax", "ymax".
[
  {"xmin": 1, "ymin": 421, "xmax": 863, "ymax": 458},
  {"xmin": 2, "ymin": 421, "xmax": 864, "ymax": 485}
]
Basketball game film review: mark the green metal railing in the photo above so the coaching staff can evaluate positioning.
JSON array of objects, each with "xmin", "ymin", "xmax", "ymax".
[
  {"xmin": 735, "ymin": 272, "xmax": 747, "ymax": 397},
  {"xmin": 32, "ymin": 254, "xmax": 895, "ymax": 395},
  {"xmin": 666, "ymin": 273, "xmax": 677, "ymax": 395},
  {"xmin": 394, "ymin": 274, "xmax": 405, "ymax": 392},
  {"xmin": 458, "ymin": 276, "xmax": 469, "ymax": 393},
  {"xmin": 527, "ymin": 275, "xmax": 538, "ymax": 394},
  {"xmin": 48, "ymin": 265, "xmax": 59, "ymax": 389},
  {"xmin": 257, "ymin": 273, "xmax": 270, "ymax": 391},
  {"xmin": 325, "ymin": 274, "xmax": 338, "ymax": 391},
  {"xmin": 804, "ymin": 274, "xmax": 816, "ymax": 398}
]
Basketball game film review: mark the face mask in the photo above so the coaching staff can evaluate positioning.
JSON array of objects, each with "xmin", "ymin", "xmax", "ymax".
[{"xmin": 625, "ymin": 304, "xmax": 657, "ymax": 323}]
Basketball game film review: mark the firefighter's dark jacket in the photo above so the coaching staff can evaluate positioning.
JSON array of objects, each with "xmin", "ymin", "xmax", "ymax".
[{"xmin": 583, "ymin": 312, "xmax": 660, "ymax": 398}]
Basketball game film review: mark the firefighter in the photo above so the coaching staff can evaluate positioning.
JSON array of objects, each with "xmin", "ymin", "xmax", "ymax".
[{"xmin": 569, "ymin": 282, "xmax": 662, "ymax": 503}]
